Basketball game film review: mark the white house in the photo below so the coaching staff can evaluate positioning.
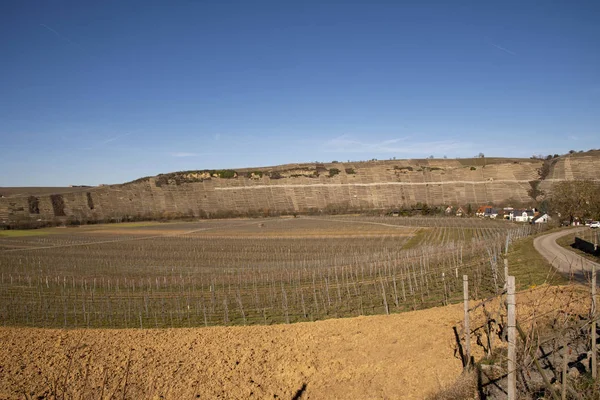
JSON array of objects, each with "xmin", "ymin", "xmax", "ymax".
[
  {"xmin": 510, "ymin": 210, "xmax": 535, "ymax": 222},
  {"xmin": 532, "ymin": 214, "xmax": 550, "ymax": 224}
]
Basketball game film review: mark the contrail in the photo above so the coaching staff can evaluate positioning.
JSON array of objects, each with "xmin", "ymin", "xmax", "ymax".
[
  {"xmin": 170, "ymin": 152, "xmax": 198, "ymax": 158},
  {"xmin": 40, "ymin": 24, "xmax": 80, "ymax": 48},
  {"xmin": 490, "ymin": 43, "xmax": 516, "ymax": 56},
  {"xmin": 103, "ymin": 132, "xmax": 132, "ymax": 144}
]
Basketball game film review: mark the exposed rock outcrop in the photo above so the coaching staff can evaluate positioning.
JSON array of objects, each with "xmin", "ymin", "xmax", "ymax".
[{"xmin": 2, "ymin": 154, "xmax": 599, "ymax": 224}]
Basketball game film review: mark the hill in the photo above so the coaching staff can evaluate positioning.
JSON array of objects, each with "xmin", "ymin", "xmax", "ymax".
[{"xmin": 1, "ymin": 153, "xmax": 599, "ymax": 226}]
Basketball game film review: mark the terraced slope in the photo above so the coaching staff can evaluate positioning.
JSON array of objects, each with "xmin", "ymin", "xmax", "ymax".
[{"xmin": 2, "ymin": 154, "xmax": 599, "ymax": 224}]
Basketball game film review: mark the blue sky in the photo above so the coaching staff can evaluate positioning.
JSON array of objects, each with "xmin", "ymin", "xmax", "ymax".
[{"xmin": 1, "ymin": 1, "xmax": 599, "ymax": 186}]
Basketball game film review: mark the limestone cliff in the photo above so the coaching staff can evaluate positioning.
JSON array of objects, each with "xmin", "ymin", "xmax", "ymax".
[{"xmin": 2, "ymin": 153, "xmax": 599, "ymax": 224}]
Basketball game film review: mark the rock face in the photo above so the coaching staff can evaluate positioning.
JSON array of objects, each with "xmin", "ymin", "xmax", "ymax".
[{"xmin": 2, "ymin": 154, "xmax": 599, "ymax": 224}]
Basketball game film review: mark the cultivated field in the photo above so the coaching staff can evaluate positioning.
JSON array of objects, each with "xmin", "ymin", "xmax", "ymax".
[
  {"xmin": 0, "ymin": 285, "xmax": 589, "ymax": 399},
  {"xmin": 0, "ymin": 216, "xmax": 539, "ymax": 329}
]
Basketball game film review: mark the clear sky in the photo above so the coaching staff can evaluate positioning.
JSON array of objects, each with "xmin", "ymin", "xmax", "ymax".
[{"xmin": 1, "ymin": 1, "xmax": 599, "ymax": 186}]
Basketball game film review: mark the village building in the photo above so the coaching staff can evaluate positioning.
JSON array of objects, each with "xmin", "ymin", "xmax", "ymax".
[
  {"xmin": 509, "ymin": 209, "xmax": 536, "ymax": 223},
  {"xmin": 532, "ymin": 213, "xmax": 550, "ymax": 224}
]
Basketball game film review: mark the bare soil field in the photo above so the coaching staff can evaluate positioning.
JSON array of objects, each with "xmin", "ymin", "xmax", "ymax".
[
  {"xmin": 0, "ymin": 284, "xmax": 588, "ymax": 400},
  {"xmin": 1, "ymin": 304, "xmax": 463, "ymax": 400}
]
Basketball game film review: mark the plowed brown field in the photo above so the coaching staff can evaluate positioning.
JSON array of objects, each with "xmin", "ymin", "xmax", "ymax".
[
  {"xmin": 1, "ymin": 285, "xmax": 588, "ymax": 400},
  {"xmin": 0, "ymin": 304, "xmax": 465, "ymax": 400}
]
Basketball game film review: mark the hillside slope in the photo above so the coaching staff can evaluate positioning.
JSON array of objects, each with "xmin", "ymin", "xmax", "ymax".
[{"xmin": 2, "ymin": 154, "xmax": 599, "ymax": 224}]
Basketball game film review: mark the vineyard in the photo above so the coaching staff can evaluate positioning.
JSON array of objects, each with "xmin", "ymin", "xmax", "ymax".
[{"xmin": 0, "ymin": 216, "xmax": 542, "ymax": 329}]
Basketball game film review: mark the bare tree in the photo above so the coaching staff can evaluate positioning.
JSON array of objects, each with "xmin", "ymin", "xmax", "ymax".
[{"xmin": 550, "ymin": 180, "xmax": 600, "ymax": 223}]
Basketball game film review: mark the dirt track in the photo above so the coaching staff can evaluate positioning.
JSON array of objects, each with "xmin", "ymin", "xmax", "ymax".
[{"xmin": 533, "ymin": 228, "xmax": 600, "ymax": 282}]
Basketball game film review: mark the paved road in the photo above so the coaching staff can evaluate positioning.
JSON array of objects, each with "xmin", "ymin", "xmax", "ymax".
[{"xmin": 534, "ymin": 227, "xmax": 600, "ymax": 283}]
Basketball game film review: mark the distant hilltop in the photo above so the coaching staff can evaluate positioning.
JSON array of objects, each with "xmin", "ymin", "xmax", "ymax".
[{"xmin": 1, "ymin": 151, "xmax": 600, "ymax": 227}]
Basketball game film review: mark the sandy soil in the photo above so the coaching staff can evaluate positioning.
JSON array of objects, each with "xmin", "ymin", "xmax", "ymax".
[
  {"xmin": 1, "ymin": 305, "xmax": 465, "ymax": 400},
  {"xmin": 0, "ymin": 285, "xmax": 588, "ymax": 400}
]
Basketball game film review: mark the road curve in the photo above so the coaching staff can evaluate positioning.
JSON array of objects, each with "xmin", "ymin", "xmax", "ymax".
[{"xmin": 534, "ymin": 227, "xmax": 600, "ymax": 282}]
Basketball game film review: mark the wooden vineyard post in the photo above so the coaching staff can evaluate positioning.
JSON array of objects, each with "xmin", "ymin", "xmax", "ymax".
[
  {"xmin": 592, "ymin": 263, "xmax": 597, "ymax": 381},
  {"xmin": 562, "ymin": 336, "xmax": 568, "ymax": 400},
  {"xmin": 507, "ymin": 275, "xmax": 516, "ymax": 400},
  {"xmin": 504, "ymin": 258, "xmax": 509, "ymax": 289},
  {"xmin": 442, "ymin": 272, "xmax": 447, "ymax": 306},
  {"xmin": 463, "ymin": 275, "xmax": 470, "ymax": 368}
]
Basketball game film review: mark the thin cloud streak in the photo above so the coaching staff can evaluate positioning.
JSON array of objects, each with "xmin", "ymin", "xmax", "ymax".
[
  {"xmin": 169, "ymin": 151, "xmax": 246, "ymax": 157},
  {"xmin": 490, "ymin": 43, "xmax": 516, "ymax": 56},
  {"xmin": 79, "ymin": 132, "xmax": 133, "ymax": 151},
  {"xmin": 40, "ymin": 24, "xmax": 81, "ymax": 48},
  {"xmin": 322, "ymin": 134, "xmax": 472, "ymax": 155},
  {"xmin": 102, "ymin": 132, "xmax": 132, "ymax": 144},
  {"xmin": 170, "ymin": 152, "xmax": 198, "ymax": 157}
]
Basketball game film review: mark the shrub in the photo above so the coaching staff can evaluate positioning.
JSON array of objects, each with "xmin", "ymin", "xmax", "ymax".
[
  {"xmin": 426, "ymin": 370, "xmax": 477, "ymax": 400},
  {"xmin": 86, "ymin": 192, "xmax": 94, "ymax": 210},
  {"xmin": 27, "ymin": 196, "xmax": 40, "ymax": 214},
  {"xmin": 315, "ymin": 163, "xmax": 328, "ymax": 174},
  {"xmin": 126, "ymin": 176, "xmax": 152, "ymax": 184},
  {"xmin": 66, "ymin": 216, "xmax": 81, "ymax": 226},
  {"xmin": 215, "ymin": 170, "xmax": 236, "ymax": 179},
  {"xmin": 269, "ymin": 171, "xmax": 283, "ymax": 179},
  {"xmin": 470, "ymin": 166, "xmax": 476, "ymax": 171},
  {"xmin": 151, "ymin": 169, "xmax": 236, "ymax": 186},
  {"xmin": 528, "ymin": 180, "xmax": 545, "ymax": 201},
  {"xmin": 538, "ymin": 160, "xmax": 551, "ymax": 180},
  {"xmin": 50, "ymin": 194, "xmax": 66, "ymax": 217},
  {"xmin": 345, "ymin": 168, "xmax": 356, "ymax": 174},
  {"xmin": 328, "ymin": 168, "xmax": 340, "ymax": 177},
  {"xmin": 324, "ymin": 202, "xmax": 349, "ymax": 214},
  {"xmin": 154, "ymin": 175, "xmax": 169, "ymax": 187}
]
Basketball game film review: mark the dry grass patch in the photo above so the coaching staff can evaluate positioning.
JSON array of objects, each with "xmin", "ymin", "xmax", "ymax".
[
  {"xmin": 507, "ymin": 234, "xmax": 569, "ymax": 289},
  {"xmin": 426, "ymin": 370, "xmax": 478, "ymax": 400}
]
